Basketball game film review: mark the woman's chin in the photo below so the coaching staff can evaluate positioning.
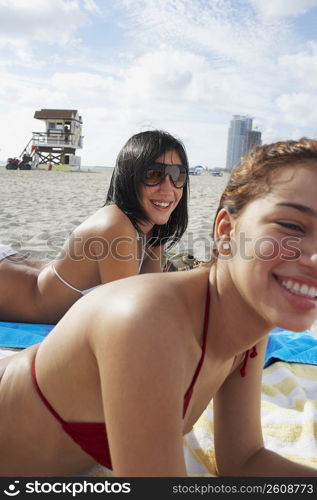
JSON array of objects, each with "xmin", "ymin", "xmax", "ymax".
[{"xmin": 273, "ymin": 316, "xmax": 314, "ymax": 333}]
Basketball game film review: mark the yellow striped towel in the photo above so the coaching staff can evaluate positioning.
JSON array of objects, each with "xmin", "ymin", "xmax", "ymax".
[{"xmin": 183, "ymin": 361, "xmax": 317, "ymax": 476}]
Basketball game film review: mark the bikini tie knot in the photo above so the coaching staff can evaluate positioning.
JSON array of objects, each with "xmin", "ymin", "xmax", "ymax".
[{"xmin": 240, "ymin": 345, "xmax": 258, "ymax": 377}]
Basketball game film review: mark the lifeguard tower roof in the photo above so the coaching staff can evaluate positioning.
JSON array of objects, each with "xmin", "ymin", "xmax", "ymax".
[{"xmin": 34, "ymin": 109, "xmax": 82, "ymax": 122}]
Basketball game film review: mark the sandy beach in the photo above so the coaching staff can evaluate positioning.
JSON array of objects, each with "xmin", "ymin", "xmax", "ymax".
[
  {"xmin": 1, "ymin": 167, "xmax": 316, "ymax": 334},
  {"xmin": 0, "ymin": 168, "xmax": 227, "ymax": 261}
]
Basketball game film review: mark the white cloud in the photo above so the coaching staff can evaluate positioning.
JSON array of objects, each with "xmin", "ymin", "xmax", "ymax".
[
  {"xmin": 83, "ymin": 0, "xmax": 102, "ymax": 15},
  {"xmin": 119, "ymin": 0, "xmax": 290, "ymax": 67},
  {"xmin": 0, "ymin": 0, "xmax": 316, "ymax": 167},
  {"xmin": 0, "ymin": 39, "xmax": 298, "ymax": 165},
  {"xmin": 120, "ymin": 49, "xmax": 212, "ymax": 103},
  {"xmin": 249, "ymin": 0, "xmax": 317, "ymax": 20},
  {"xmin": 276, "ymin": 92, "xmax": 317, "ymax": 128},
  {"xmin": 0, "ymin": 38, "xmax": 33, "ymax": 65},
  {"xmin": 0, "ymin": 107, "xmax": 45, "ymax": 161},
  {"xmin": 278, "ymin": 42, "xmax": 317, "ymax": 89},
  {"xmin": 46, "ymin": 49, "xmax": 218, "ymax": 111},
  {"xmin": 0, "ymin": 0, "xmax": 88, "ymax": 46},
  {"xmin": 0, "ymin": 66, "xmax": 65, "ymax": 106},
  {"xmin": 52, "ymin": 72, "xmax": 113, "ymax": 91}
]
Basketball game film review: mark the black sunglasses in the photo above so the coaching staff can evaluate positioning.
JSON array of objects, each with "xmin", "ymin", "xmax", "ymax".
[{"xmin": 142, "ymin": 162, "xmax": 188, "ymax": 189}]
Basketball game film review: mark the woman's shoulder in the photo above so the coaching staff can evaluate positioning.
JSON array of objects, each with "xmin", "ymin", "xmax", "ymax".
[
  {"xmin": 70, "ymin": 267, "xmax": 210, "ymax": 379},
  {"xmin": 73, "ymin": 204, "xmax": 136, "ymax": 239},
  {"xmin": 86, "ymin": 272, "xmax": 195, "ymax": 356},
  {"xmin": 90, "ymin": 266, "xmax": 209, "ymax": 332}
]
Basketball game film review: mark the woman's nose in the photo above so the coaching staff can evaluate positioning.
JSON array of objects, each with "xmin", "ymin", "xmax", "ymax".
[
  {"xmin": 311, "ymin": 253, "xmax": 317, "ymax": 265},
  {"xmin": 159, "ymin": 174, "xmax": 174, "ymax": 190},
  {"xmin": 298, "ymin": 247, "xmax": 317, "ymax": 267}
]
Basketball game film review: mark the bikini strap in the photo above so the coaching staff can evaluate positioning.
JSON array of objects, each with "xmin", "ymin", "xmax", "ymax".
[
  {"xmin": 183, "ymin": 283, "xmax": 210, "ymax": 413},
  {"xmin": 188, "ymin": 284, "xmax": 210, "ymax": 389},
  {"xmin": 136, "ymin": 231, "xmax": 146, "ymax": 272},
  {"xmin": 31, "ymin": 355, "xmax": 65, "ymax": 425},
  {"xmin": 51, "ymin": 263, "xmax": 84, "ymax": 296}
]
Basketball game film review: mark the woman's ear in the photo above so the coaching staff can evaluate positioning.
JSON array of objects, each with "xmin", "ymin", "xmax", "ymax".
[
  {"xmin": 213, "ymin": 208, "xmax": 235, "ymax": 256},
  {"xmin": 213, "ymin": 208, "xmax": 234, "ymax": 242}
]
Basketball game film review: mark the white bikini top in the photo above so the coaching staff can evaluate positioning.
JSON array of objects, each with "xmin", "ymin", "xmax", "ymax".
[
  {"xmin": 51, "ymin": 230, "xmax": 146, "ymax": 296},
  {"xmin": 0, "ymin": 244, "xmax": 18, "ymax": 261}
]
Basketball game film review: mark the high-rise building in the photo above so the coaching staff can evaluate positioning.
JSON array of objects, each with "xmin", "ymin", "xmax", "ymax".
[{"xmin": 226, "ymin": 115, "xmax": 261, "ymax": 170}]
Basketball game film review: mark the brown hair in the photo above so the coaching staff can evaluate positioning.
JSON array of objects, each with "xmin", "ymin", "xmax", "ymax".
[{"xmin": 213, "ymin": 137, "xmax": 317, "ymax": 235}]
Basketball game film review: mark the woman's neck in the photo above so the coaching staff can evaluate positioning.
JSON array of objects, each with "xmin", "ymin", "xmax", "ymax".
[{"xmin": 207, "ymin": 265, "xmax": 272, "ymax": 361}]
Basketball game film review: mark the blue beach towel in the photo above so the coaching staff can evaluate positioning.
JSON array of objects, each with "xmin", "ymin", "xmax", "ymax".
[
  {"xmin": 0, "ymin": 321, "xmax": 54, "ymax": 348},
  {"xmin": 1, "ymin": 322, "xmax": 317, "ymax": 368},
  {"xmin": 264, "ymin": 327, "xmax": 317, "ymax": 368}
]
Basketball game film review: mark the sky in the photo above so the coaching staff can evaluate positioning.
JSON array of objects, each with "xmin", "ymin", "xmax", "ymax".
[{"xmin": 0, "ymin": 0, "xmax": 317, "ymax": 168}]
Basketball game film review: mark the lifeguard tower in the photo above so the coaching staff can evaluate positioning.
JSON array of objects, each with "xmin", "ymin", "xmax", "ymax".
[{"xmin": 21, "ymin": 109, "xmax": 84, "ymax": 171}]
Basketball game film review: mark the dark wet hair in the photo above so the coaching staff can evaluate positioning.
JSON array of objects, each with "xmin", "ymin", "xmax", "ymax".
[
  {"xmin": 105, "ymin": 130, "xmax": 189, "ymax": 248},
  {"xmin": 213, "ymin": 137, "xmax": 317, "ymax": 236}
]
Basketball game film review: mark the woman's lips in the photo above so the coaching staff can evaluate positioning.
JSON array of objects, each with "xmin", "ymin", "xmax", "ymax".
[{"xmin": 273, "ymin": 274, "xmax": 317, "ymax": 311}]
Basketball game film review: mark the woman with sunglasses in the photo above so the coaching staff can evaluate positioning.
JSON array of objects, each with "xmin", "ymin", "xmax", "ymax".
[
  {"xmin": 0, "ymin": 130, "xmax": 189, "ymax": 324},
  {"xmin": 2, "ymin": 137, "xmax": 317, "ymax": 477}
]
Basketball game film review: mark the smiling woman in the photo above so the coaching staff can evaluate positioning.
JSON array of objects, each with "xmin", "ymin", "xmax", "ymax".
[
  {"xmin": 105, "ymin": 130, "xmax": 189, "ymax": 245},
  {"xmin": 0, "ymin": 130, "xmax": 189, "ymax": 324},
  {"xmin": 136, "ymin": 151, "xmax": 185, "ymax": 229},
  {"xmin": 215, "ymin": 153, "xmax": 317, "ymax": 333}
]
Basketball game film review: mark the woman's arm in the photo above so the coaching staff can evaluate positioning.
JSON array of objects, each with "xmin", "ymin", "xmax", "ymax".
[
  {"xmin": 91, "ymin": 287, "xmax": 188, "ymax": 476},
  {"xmin": 213, "ymin": 338, "xmax": 317, "ymax": 477},
  {"xmin": 65, "ymin": 207, "xmax": 145, "ymax": 285},
  {"xmin": 96, "ymin": 226, "xmax": 142, "ymax": 283},
  {"xmin": 0, "ymin": 257, "xmax": 43, "ymax": 321},
  {"xmin": 140, "ymin": 244, "xmax": 164, "ymax": 274}
]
